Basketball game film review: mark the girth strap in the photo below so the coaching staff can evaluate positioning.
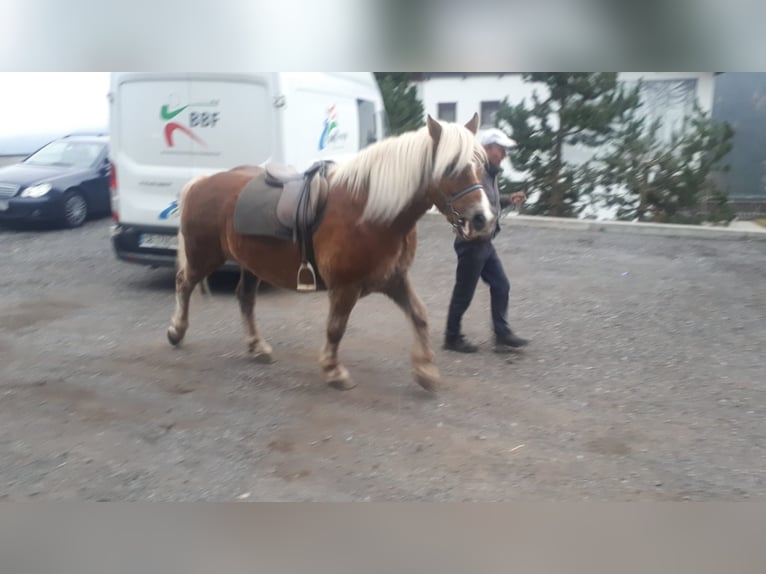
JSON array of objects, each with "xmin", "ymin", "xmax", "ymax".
[{"xmin": 294, "ymin": 160, "xmax": 333, "ymax": 291}]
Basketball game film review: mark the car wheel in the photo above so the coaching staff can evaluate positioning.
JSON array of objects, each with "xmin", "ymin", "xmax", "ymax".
[{"xmin": 62, "ymin": 190, "xmax": 88, "ymax": 228}]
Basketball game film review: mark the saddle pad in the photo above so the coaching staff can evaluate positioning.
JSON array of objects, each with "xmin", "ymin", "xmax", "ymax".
[{"xmin": 233, "ymin": 173, "xmax": 293, "ymax": 240}]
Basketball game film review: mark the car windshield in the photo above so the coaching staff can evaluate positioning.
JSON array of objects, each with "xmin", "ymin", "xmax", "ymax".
[{"xmin": 24, "ymin": 141, "xmax": 104, "ymax": 168}]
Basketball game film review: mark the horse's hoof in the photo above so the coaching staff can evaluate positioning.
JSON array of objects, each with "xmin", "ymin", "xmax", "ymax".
[
  {"xmin": 415, "ymin": 364, "xmax": 440, "ymax": 392},
  {"xmin": 167, "ymin": 326, "xmax": 184, "ymax": 346},
  {"xmin": 248, "ymin": 338, "xmax": 273, "ymax": 362},
  {"xmin": 253, "ymin": 352, "xmax": 275, "ymax": 364},
  {"xmin": 328, "ymin": 378, "xmax": 357, "ymax": 391},
  {"xmin": 326, "ymin": 366, "xmax": 356, "ymax": 390}
]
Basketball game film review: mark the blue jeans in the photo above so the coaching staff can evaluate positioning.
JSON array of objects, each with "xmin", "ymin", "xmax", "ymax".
[{"xmin": 445, "ymin": 239, "xmax": 511, "ymax": 340}]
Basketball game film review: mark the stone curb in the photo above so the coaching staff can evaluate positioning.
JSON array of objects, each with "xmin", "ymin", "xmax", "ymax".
[{"xmin": 425, "ymin": 212, "xmax": 766, "ymax": 242}]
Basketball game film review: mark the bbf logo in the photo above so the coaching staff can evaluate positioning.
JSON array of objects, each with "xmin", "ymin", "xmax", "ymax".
[
  {"xmin": 161, "ymin": 96, "xmax": 220, "ymax": 148},
  {"xmin": 189, "ymin": 111, "xmax": 220, "ymax": 128}
]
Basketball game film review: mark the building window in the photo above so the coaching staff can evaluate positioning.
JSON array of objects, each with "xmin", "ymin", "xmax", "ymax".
[
  {"xmin": 480, "ymin": 101, "xmax": 500, "ymax": 128},
  {"xmin": 438, "ymin": 102, "xmax": 457, "ymax": 122},
  {"xmin": 631, "ymin": 79, "xmax": 698, "ymax": 143}
]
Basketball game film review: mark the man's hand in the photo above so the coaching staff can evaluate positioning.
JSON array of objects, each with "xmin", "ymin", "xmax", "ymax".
[{"xmin": 509, "ymin": 191, "xmax": 526, "ymax": 206}]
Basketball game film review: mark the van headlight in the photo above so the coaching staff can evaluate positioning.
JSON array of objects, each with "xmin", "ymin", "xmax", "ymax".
[{"xmin": 21, "ymin": 183, "xmax": 53, "ymax": 198}]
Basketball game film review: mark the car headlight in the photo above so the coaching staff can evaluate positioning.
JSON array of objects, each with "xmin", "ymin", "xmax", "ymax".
[{"xmin": 21, "ymin": 183, "xmax": 53, "ymax": 198}]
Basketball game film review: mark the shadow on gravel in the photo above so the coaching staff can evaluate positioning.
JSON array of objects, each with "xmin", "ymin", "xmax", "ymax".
[{"xmin": 126, "ymin": 267, "xmax": 281, "ymax": 297}]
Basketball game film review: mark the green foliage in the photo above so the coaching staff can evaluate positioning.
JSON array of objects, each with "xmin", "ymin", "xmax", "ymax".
[
  {"xmin": 497, "ymin": 73, "xmax": 640, "ymax": 217},
  {"xmin": 597, "ymin": 102, "xmax": 736, "ymax": 224},
  {"xmin": 374, "ymin": 73, "xmax": 425, "ymax": 135},
  {"xmin": 495, "ymin": 73, "xmax": 736, "ymax": 225}
]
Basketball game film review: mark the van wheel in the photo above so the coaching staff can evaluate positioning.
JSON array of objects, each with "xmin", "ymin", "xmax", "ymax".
[{"xmin": 62, "ymin": 190, "xmax": 88, "ymax": 228}]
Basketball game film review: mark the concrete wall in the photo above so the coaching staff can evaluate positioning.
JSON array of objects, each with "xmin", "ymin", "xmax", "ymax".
[{"xmin": 712, "ymin": 72, "xmax": 766, "ymax": 204}]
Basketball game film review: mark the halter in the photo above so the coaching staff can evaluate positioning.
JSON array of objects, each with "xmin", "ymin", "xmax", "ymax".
[{"xmin": 442, "ymin": 183, "xmax": 484, "ymax": 237}]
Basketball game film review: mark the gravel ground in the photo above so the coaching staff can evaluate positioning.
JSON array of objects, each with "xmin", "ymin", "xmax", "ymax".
[{"xmin": 1, "ymin": 215, "xmax": 764, "ymax": 501}]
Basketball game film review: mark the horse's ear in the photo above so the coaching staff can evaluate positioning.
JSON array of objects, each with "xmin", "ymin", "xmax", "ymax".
[
  {"xmin": 464, "ymin": 112, "xmax": 479, "ymax": 134},
  {"xmin": 427, "ymin": 115, "xmax": 442, "ymax": 144}
]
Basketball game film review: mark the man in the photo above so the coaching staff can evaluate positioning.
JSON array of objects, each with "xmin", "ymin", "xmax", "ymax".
[{"xmin": 443, "ymin": 127, "xmax": 529, "ymax": 354}]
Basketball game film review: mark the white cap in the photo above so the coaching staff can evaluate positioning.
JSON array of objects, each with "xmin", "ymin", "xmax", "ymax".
[{"xmin": 478, "ymin": 128, "xmax": 516, "ymax": 148}]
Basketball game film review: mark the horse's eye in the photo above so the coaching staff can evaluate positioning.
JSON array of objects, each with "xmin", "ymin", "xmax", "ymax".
[{"xmin": 447, "ymin": 161, "xmax": 457, "ymax": 174}]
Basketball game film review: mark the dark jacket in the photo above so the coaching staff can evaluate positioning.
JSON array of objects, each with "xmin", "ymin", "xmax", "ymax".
[{"xmin": 484, "ymin": 163, "xmax": 510, "ymax": 239}]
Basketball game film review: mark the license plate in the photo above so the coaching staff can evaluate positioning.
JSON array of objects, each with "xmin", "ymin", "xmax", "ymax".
[
  {"xmin": 138, "ymin": 233, "xmax": 178, "ymax": 250},
  {"xmin": 0, "ymin": 200, "xmax": 8, "ymax": 211}
]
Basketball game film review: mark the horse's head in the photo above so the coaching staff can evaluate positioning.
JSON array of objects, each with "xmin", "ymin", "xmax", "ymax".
[{"xmin": 426, "ymin": 113, "xmax": 495, "ymax": 241}]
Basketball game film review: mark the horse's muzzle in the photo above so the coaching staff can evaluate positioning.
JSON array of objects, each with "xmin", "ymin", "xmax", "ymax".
[
  {"xmin": 472, "ymin": 212, "xmax": 487, "ymax": 231},
  {"xmin": 454, "ymin": 210, "xmax": 495, "ymax": 240},
  {"xmin": 464, "ymin": 207, "xmax": 496, "ymax": 240},
  {"xmin": 442, "ymin": 183, "xmax": 496, "ymax": 240}
]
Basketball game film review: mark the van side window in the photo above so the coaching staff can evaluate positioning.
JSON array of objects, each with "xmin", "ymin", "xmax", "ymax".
[{"xmin": 357, "ymin": 99, "xmax": 377, "ymax": 149}]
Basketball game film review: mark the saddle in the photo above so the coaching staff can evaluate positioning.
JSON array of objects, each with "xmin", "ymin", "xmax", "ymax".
[{"xmin": 233, "ymin": 161, "xmax": 333, "ymax": 291}]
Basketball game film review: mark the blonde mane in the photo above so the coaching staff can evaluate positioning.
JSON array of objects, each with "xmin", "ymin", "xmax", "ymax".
[{"xmin": 329, "ymin": 121, "xmax": 487, "ymax": 223}]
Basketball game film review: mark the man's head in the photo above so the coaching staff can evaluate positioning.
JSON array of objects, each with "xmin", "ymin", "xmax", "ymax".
[{"xmin": 478, "ymin": 128, "xmax": 515, "ymax": 169}]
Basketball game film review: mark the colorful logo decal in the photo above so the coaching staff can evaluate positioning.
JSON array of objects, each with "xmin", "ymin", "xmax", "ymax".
[
  {"xmin": 160, "ymin": 95, "xmax": 220, "ymax": 148},
  {"xmin": 318, "ymin": 104, "xmax": 339, "ymax": 150},
  {"xmin": 159, "ymin": 199, "xmax": 179, "ymax": 220}
]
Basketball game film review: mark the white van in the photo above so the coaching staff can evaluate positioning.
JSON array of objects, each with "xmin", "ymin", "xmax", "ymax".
[{"xmin": 108, "ymin": 72, "xmax": 386, "ymax": 268}]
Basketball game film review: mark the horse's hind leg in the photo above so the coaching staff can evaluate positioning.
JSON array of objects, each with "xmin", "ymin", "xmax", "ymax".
[
  {"xmin": 236, "ymin": 269, "xmax": 273, "ymax": 363},
  {"xmin": 320, "ymin": 286, "xmax": 360, "ymax": 390},
  {"xmin": 167, "ymin": 265, "xmax": 202, "ymax": 346},
  {"xmin": 384, "ymin": 274, "xmax": 439, "ymax": 392},
  {"xmin": 167, "ymin": 234, "xmax": 223, "ymax": 346}
]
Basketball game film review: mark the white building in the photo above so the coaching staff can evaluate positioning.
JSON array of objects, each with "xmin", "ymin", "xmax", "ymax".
[{"xmin": 413, "ymin": 72, "xmax": 716, "ymax": 130}]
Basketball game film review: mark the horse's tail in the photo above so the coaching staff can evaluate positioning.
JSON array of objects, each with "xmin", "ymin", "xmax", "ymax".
[{"xmin": 176, "ymin": 175, "xmax": 210, "ymax": 295}]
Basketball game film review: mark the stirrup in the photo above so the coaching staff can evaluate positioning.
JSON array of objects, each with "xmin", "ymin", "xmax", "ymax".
[{"xmin": 297, "ymin": 261, "xmax": 317, "ymax": 292}]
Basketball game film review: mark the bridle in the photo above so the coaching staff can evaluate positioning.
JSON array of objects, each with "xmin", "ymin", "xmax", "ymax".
[{"xmin": 442, "ymin": 183, "xmax": 484, "ymax": 237}]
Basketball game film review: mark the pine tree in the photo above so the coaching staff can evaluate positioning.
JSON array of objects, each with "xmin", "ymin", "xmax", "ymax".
[
  {"xmin": 597, "ymin": 109, "xmax": 666, "ymax": 221},
  {"xmin": 497, "ymin": 73, "xmax": 640, "ymax": 217},
  {"xmin": 598, "ymin": 102, "xmax": 735, "ymax": 224},
  {"xmin": 374, "ymin": 73, "xmax": 425, "ymax": 135}
]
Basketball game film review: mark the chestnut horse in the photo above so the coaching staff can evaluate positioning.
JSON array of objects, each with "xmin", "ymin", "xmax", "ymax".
[{"xmin": 167, "ymin": 114, "xmax": 495, "ymax": 391}]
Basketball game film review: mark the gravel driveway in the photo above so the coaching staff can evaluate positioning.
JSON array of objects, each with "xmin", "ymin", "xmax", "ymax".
[{"xmin": 1, "ymin": 215, "xmax": 764, "ymax": 500}]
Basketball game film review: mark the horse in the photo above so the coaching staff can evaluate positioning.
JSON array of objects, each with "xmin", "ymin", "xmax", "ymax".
[{"xmin": 166, "ymin": 113, "xmax": 496, "ymax": 392}]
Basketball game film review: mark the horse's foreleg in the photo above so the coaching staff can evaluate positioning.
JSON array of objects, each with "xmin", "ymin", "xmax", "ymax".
[
  {"xmin": 236, "ymin": 269, "xmax": 273, "ymax": 363},
  {"xmin": 320, "ymin": 286, "xmax": 360, "ymax": 390},
  {"xmin": 384, "ymin": 274, "xmax": 439, "ymax": 392}
]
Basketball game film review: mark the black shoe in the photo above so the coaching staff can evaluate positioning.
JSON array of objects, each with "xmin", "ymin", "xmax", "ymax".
[
  {"xmin": 495, "ymin": 332, "xmax": 529, "ymax": 351},
  {"xmin": 443, "ymin": 335, "xmax": 479, "ymax": 353}
]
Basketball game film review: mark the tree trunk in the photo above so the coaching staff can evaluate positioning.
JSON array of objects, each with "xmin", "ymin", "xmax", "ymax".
[
  {"xmin": 636, "ymin": 165, "xmax": 649, "ymax": 221},
  {"xmin": 550, "ymin": 132, "xmax": 565, "ymax": 217}
]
